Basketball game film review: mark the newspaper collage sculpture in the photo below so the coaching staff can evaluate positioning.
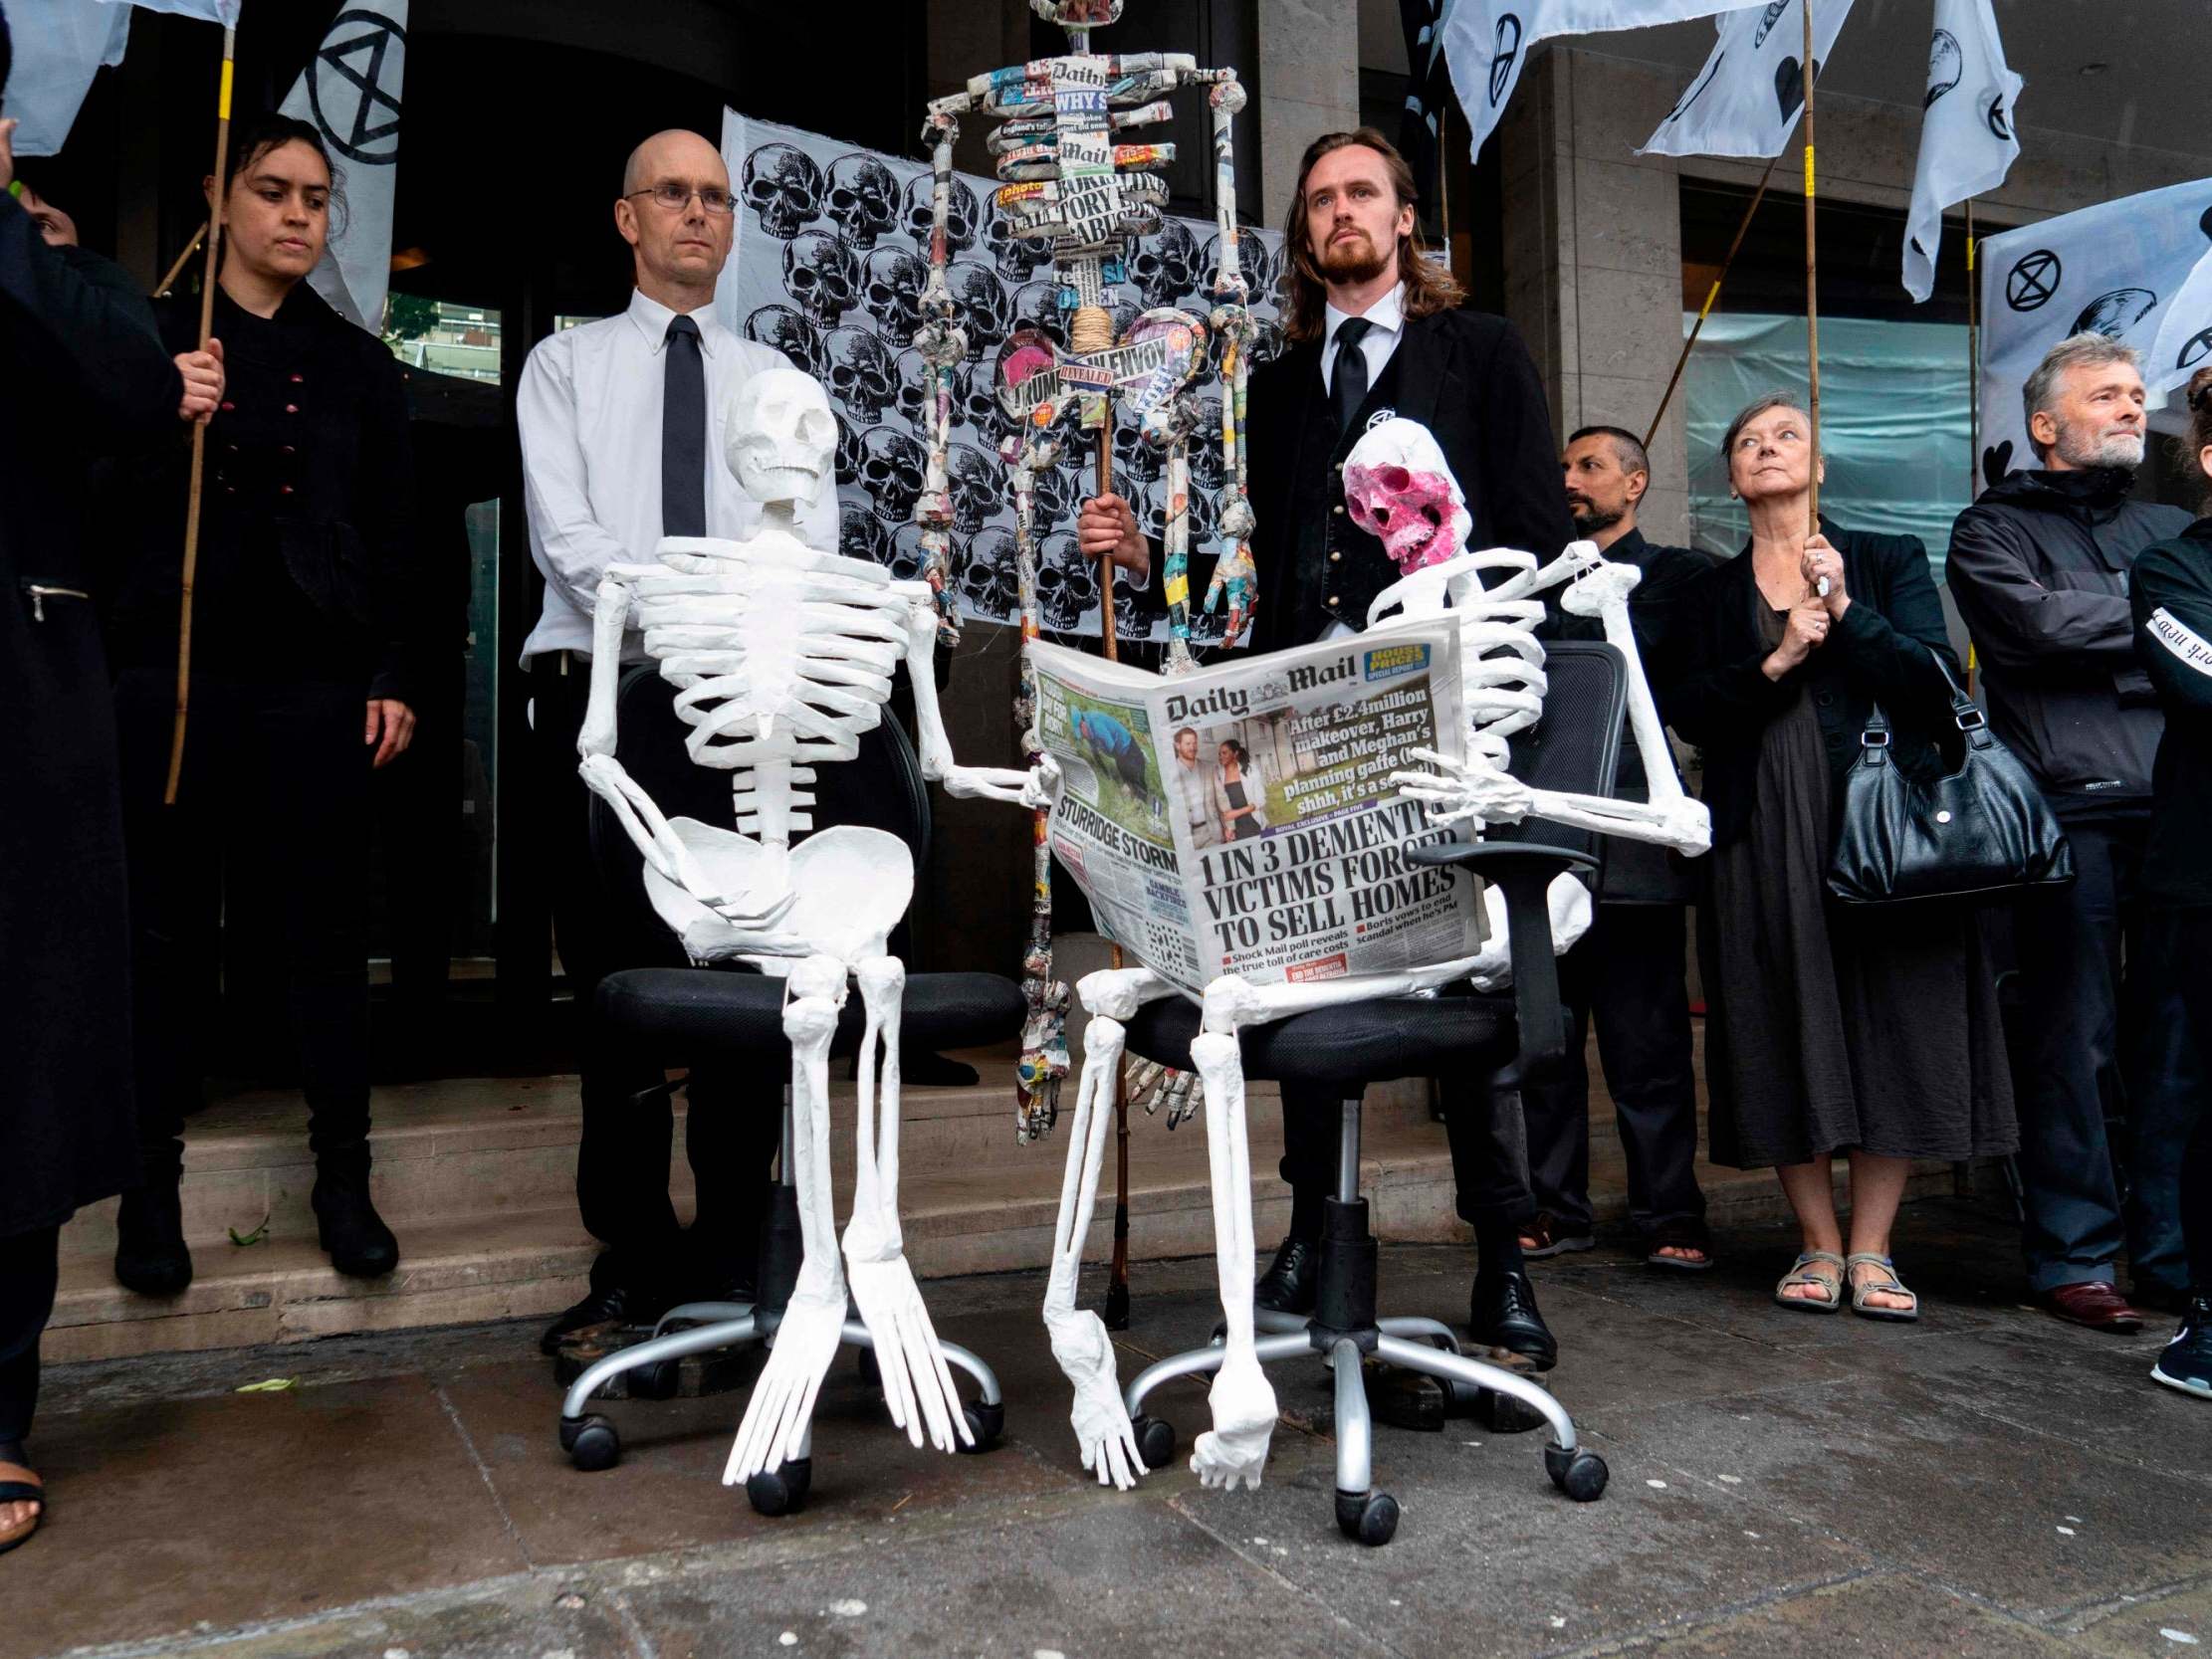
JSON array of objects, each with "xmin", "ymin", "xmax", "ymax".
[{"xmin": 573, "ymin": 367, "xmax": 1058, "ymax": 1493}]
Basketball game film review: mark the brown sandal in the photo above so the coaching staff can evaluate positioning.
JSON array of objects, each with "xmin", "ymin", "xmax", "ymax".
[
  {"xmin": 0, "ymin": 1461, "xmax": 44, "ymax": 1555},
  {"xmin": 1517, "ymin": 1211, "xmax": 1596, "ymax": 1259}
]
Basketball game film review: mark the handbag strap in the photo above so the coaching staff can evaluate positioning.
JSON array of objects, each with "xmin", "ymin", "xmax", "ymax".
[{"xmin": 1928, "ymin": 653, "xmax": 1993, "ymax": 747}]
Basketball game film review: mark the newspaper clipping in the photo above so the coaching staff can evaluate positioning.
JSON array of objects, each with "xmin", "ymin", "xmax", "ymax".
[{"xmin": 1031, "ymin": 621, "xmax": 1482, "ymax": 997}]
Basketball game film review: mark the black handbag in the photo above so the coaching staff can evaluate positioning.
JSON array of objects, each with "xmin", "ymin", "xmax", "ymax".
[{"xmin": 1827, "ymin": 656, "xmax": 2074, "ymax": 905}]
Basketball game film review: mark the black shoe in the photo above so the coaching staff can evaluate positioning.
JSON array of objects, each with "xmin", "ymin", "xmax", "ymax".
[
  {"xmin": 541, "ymin": 1279, "xmax": 673, "ymax": 1356},
  {"xmin": 311, "ymin": 1145, "xmax": 400, "ymax": 1278},
  {"xmin": 1254, "ymin": 1236, "xmax": 1319, "ymax": 1315},
  {"xmin": 2152, "ymin": 1294, "xmax": 2212, "ymax": 1400},
  {"xmin": 114, "ymin": 1177, "xmax": 193, "ymax": 1298},
  {"xmin": 1470, "ymin": 1269, "xmax": 1557, "ymax": 1371}
]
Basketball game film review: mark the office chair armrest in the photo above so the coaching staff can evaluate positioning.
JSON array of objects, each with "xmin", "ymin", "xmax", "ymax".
[{"xmin": 1406, "ymin": 842, "xmax": 1597, "ymax": 1073}]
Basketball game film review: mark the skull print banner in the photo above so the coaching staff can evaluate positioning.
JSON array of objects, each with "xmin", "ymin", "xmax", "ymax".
[{"xmin": 717, "ymin": 109, "xmax": 1284, "ymax": 641}]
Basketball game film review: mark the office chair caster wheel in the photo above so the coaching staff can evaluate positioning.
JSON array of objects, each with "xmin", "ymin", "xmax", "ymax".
[
  {"xmin": 1545, "ymin": 1445, "xmax": 1608, "ymax": 1502},
  {"xmin": 957, "ymin": 1399, "xmax": 1004, "ymax": 1453},
  {"xmin": 1131, "ymin": 1414, "xmax": 1176, "ymax": 1470},
  {"xmin": 746, "ymin": 1457, "xmax": 812, "ymax": 1517},
  {"xmin": 629, "ymin": 1358, "xmax": 679, "ymax": 1401},
  {"xmin": 1335, "ymin": 1489, "xmax": 1399, "ymax": 1547},
  {"xmin": 857, "ymin": 1348, "xmax": 880, "ymax": 1387},
  {"xmin": 561, "ymin": 1413, "xmax": 620, "ymax": 1472}
]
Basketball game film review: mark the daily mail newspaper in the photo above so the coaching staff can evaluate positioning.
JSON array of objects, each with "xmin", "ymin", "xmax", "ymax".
[{"xmin": 1031, "ymin": 621, "xmax": 1483, "ymax": 998}]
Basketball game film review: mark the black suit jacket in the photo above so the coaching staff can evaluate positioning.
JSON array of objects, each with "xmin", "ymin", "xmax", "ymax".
[
  {"xmin": 1663, "ymin": 521, "xmax": 1959, "ymax": 850},
  {"xmin": 1240, "ymin": 307, "xmax": 1573, "ymax": 655}
]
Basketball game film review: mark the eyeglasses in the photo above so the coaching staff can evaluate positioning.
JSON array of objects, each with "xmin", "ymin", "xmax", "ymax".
[{"xmin": 626, "ymin": 184, "xmax": 736, "ymax": 216}]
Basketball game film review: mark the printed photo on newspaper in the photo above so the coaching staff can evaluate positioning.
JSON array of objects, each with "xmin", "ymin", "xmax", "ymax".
[{"xmin": 1031, "ymin": 619, "xmax": 1484, "ymax": 998}]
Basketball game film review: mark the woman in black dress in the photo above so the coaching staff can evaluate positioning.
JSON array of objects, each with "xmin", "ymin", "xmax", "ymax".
[
  {"xmin": 1666, "ymin": 395, "xmax": 2016, "ymax": 1321},
  {"xmin": 107, "ymin": 114, "xmax": 422, "ymax": 1295},
  {"xmin": 1211, "ymin": 738, "xmax": 1268, "ymax": 842}
]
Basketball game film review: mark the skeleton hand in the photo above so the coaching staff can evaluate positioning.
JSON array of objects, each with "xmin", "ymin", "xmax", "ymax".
[
  {"xmin": 1559, "ymin": 557, "xmax": 1641, "ymax": 616},
  {"xmin": 1389, "ymin": 747, "xmax": 1534, "ymax": 828},
  {"xmin": 1191, "ymin": 1346, "xmax": 1277, "ymax": 1492},
  {"xmin": 1019, "ymin": 754, "xmax": 1063, "ymax": 811},
  {"xmin": 1044, "ymin": 1303, "xmax": 1146, "ymax": 1489},
  {"xmin": 940, "ymin": 763, "xmax": 1044, "ymax": 805},
  {"xmin": 1203, "ymin": 539, "xmax": 1257, "ymax": 643}
]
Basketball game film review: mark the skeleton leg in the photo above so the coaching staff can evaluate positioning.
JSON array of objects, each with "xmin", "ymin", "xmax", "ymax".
[
  {"xmin": 1187, "ymin": 1023, "xmax": 1277, "ymax": 1491},
  {"xmin": 842, "ymin": 954, "xmax": 971, "ymax": 1454},
  {"xmin": 725, "ymin": 954, "xmax": 851, "ymax": 1484}
]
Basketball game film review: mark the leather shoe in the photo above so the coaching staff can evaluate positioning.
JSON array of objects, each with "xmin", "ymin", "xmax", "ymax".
[
  {"xmin": 2039, "ymin": 1281, "xmax": 2146, "ymax": 1334},
  {"xmin": 541, "ymin": 1280, "xmax": 673, "ymax": 1356},
  {"xmin": 1470, "ymin": 1269, "xmax": 1557, "ymax": 1370},
  {"xmin": 1253, "ymin": 1236, "xmax": 1319, "ymax": 1316},
  {"xmin": 114, "ymin": 1179, "xmax": 193, "ymax": 1298}
]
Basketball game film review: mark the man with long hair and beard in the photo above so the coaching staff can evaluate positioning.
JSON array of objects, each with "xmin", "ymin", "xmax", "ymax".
[{"xmin": 1080, "ymin": 128, "xmax": 1575, "ymax": 1385}]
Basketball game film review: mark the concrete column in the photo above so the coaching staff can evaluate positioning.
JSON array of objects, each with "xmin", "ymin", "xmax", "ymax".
[
  {"xmin": 1498, "ymin": 47, "xmax": 1693, "ymax": 545},
  {"xmin": 1253, "ymin": 0, "xmax": 1361, "ymax": 229}
]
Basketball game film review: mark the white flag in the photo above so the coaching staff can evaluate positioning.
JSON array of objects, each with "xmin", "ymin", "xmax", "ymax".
[
  {"xmin": 5, "ymin": 0, "xmax": 131, "ymax": 157},
  {"xmin": 1900, "ymin": 0, "xmax": 2021, "ymax": 303},
  {"xmin": 2147, "ymin": 247, "xmax": 2212, "ymax": 401},
  {"xmin": 1638, "ymin": 0, "xmax": 1857, "ymax": 160},
  {"xmin": 277, "ymin": 0, "xmax": 406, "ymax": 330},
  {"xmin": 1977, "ymin": 178, "xmax": 2212, "ymax": 481},
  {"xmin": 94, "ymin": 0, "xmax": 243, "ymax": 25},
  {"xmin": 1440, "ymin": 0, "xmax": 1747, "ymax": 162}
]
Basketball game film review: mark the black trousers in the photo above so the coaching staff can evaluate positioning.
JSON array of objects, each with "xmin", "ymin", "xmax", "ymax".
[
  {"xmin": 114, "ymin": 670, "xmax": 373, "ymax": 1169},
  {"xmin": 2007, "ymin": 812, "xmax": 2200, "ymax": 1294},
  {"xmin": 0, "ymin": 1227, "xmax": 61, "ymax": 1445},
  {"xmin": 2152, "ymin": 907, "xmax": 2212, "ymax": 1292},
  {"xmin": 528, "ymin": 661, "xmax": 779, "ymax": 1298},
  {"xmin": 1279, "ymin": 1080, "xmax": 1529, "ymax": 1232},
  {"xmin": 1518, "ymin": 905, "xmax": 1705, "ymax": 1237}
]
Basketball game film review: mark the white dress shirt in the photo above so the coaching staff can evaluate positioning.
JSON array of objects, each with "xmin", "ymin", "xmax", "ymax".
[
  {"xmin": 1320, "ymin": 282, "xmax": 1407, "ymax": 400},
  {"xmin": 1317, "ymin": 284, "xmax": 1409, "ymax": 639},
  {"xmin": 516, "ymin": 287, "xmax": 837, "ymax": 663}
]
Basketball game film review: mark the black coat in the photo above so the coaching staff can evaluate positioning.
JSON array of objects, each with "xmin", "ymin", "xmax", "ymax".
[
  {"xmin": 0, "ymin": 196, "xmax": 183, "ymax": 1236},
  {"xmin": 109, "ymin": 282, "xmax": 423, "ymax": 703},
  {"xmin": 1663, "ymin": 521, "xmax": 1961, "ymax": 851},
  {"xmin": 1599, "ymin": 526, "xmax": 1717, "ymax": 903},
  {"xmin": 1945, "ymin": 467, "xmax": 2189, "ymax": 809},
  {"xmin": 1242, "ymin": 307, "xmax": 1574, "ymax": 656},
  {"xmin": 2130, "ymin": 518, "xmax": 2212, "ymax": 906}
]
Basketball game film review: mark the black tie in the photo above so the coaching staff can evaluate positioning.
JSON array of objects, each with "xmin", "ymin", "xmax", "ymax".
[
  {"xmin": 1331, "ymin": 316, "xmax": 1376, "ymax": 437},
  {"xmin": 662, "ymin": 313, "xmax": 707, "ymax": 538}
]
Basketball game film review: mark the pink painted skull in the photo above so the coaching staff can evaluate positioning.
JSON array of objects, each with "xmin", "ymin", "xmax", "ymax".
[{"xmin": 1342, "ymin": 418, "xmax": 1471, "ymax": 572}]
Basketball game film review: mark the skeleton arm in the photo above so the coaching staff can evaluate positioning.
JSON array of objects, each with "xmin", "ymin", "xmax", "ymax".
[{"xmin": 900, "ymin": 587, "xmax": 1060, "ymax": 808}]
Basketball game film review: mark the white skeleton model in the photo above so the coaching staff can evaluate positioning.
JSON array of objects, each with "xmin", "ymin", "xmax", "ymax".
[
  {"xmin": 1040, "ymin": 417, "xmax": 1712, "ymax": 1494},
  {"xmin": 575, "ymin": 366, "xmax": 1054, "ymax": 1488}
]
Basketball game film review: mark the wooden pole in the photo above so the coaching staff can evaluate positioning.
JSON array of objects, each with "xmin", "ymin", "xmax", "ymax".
[
  {"xmin": 154, "ymin": 221, "xmax": 208, "ymax": 298},
  {"xmin": 1966, "ymin": 198, "xmax": 1980, "ymax": 500},
  {"xmin": 1092, "ymin": 420, "xmax": 1134, "ymax": 1329},
  {"xmin": 1644, "ymin": 153, "xmax": 1779, "ymax": 452},
  {"xmin": 1801, "ymin": 0, "xmax": 1823, "ymax": 533},
  {"xmin": 163, "ymin": 23, "xmax": 237, "ymax": 805}
]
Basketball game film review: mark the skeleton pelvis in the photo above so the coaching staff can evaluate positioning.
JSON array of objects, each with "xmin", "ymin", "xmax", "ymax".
[{"xmin": 643, "ymin": 819, "xmax": 915, "ymax": 968}]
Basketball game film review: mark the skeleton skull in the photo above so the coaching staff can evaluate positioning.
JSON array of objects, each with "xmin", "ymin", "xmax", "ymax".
[
  {"xmin": 727, "ymin": 366, "xmax": 837, "ymax": 505},
  {"xmin": 743, "ymin": 304, "xmax": 828, "ymax": 381},
  {"xmin": 741, "ymin": 142, "xmax": 824, "ymax": 240},
  {"xmin": 824, "ymin": 327, "xmax": 898, "ymax": 425},
  {"xmin": 1129, "ymin": 221, "xmax": 1201, "ymax": 311},
  {"xmin": 1186, "ymin": 390, "xmax": 1224, "ymax": 493},
  {"xmin": 1141, "ymin": 475, "xmax": 1215, "ymax": 553},
  {"xmin": 834, "ymin": 411, "xmax": 866, "ymax": 487},
  {"xmin": 823, "ymin": 152, "xmax": 900, "ymax": 250},
  {"xmin": 889, "ymin": 520, "xmax": 950, "ymax": 582},
  {"xmin": 1027, "ymin": 460, "xmax": 1076, "ymax": 530},
  {"xmin": 861, "ymin": 247, "xmax": 930, "ymax": 341},
  {"xmin": 1244, "ymin": 316, "xmax": 1285, "ymax": 369},
  {"xmin": 903, "ymin": 171, "xmax": 981, "ymax": 257},
  {"xmin": 781, "ymin": 230, "xmax": 862, "ymax": 327},
  {"xmin": 857, "ymin": 425, "xmax": 928, "ymax": 525},
  {"xmin": 1111, "ymin": 408, "xmax": 1164, "ymax": 492},
  {"xmin": 840, "ymin": 499, "xmax": 891, "ymax": 566},
  {"xmin": 1009, "ymin": 280, "xmax": 1068, "ymax": 348},
  {"xmin": 957, "ymin": 535, "xmax": 1020, "ymax": 620},
  {"xmin": 968, "ymin": 526, "xmax": 1017, "ymax": 600},
  {"xmin": 946, "ymin": 262, "xmax": 1013, "ymax": 362},
  {"xmin": 1035, "ymin": 532, "xmax": 1102, "ymax": 632},
  {"xmin": 944, "ymin": 442, "xmax": 1003, "ymax": 537},
  {"xmin": 984, "ymin": 202, "xmax": 1051, "ymax": 283},
  {"xmin": 1342, "ymin": 417, "xmax": 1472, "ymax": 573},
  {"xmin": 1206, "ymin": 231, "xmax": 1275, "ymax": 307},
  {"xmin": 891, "ymin": 346, "xmax": 945, "ymax": 433}
]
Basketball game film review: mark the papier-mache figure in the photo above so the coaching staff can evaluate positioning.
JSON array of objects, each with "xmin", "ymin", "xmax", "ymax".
[
  {"xmin": 574, "ymin": 365, "xmax": 1058, "ymax": 1488},
  {"xmin": 1038, "ymin": 416, "xmax": 1711, "ymax": 1494},
  {"xmin": 916, "ymin": 0, "xmax": 1266, "ymax": 1141}
]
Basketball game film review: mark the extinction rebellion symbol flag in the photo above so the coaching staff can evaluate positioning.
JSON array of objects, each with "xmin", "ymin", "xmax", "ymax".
[{"xmin": 279, "ymin": 1, "xmax": 408, "ymax": 330}]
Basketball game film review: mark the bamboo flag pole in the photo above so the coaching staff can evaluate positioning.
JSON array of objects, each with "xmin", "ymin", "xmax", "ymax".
[
  {"xmin": 1644, "ymin": 153, "xmax": 1779, "ymax": 452},
  {"xmin": 1801, "ymin": 0, "xmax": 1824, "ymax": 535},
  {"xmin": 163, "ymin": 21, "xmax": 238, "ymax": 805},
  {"xmin": 154, "ymin": 221, "xmax": 208, "ymax": 298},
  {"xmin": 1966, "ymin": 198, "xmax": 1980, "ymax": 499}
]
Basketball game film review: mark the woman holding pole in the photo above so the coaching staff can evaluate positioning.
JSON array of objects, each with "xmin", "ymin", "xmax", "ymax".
[
  {"xmin": 107, "ymin": 112, "xmax": 423, "ymax": 1296},
  {"xmin": 1663, "ymin": 396, "xmax": 2016, "ymax": 1322}
]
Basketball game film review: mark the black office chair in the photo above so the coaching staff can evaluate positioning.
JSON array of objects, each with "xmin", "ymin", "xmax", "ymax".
[
  {"xmin": 1113, "ymin": 640, "xmax": 1628, "ymax": 1545},
  {"xmin": 556, "ymin": 667, "xmax": 1026, "ymax": 1516}
]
